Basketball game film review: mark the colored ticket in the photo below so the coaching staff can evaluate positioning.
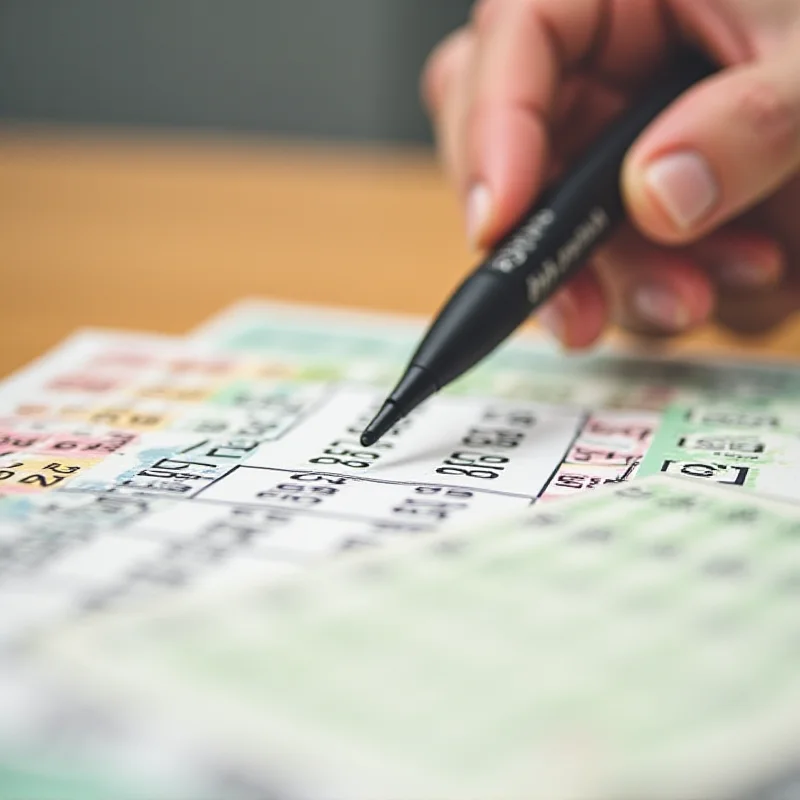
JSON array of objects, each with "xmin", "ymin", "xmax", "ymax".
[
  {"xmin": 0, "ymin": 320, "xmax": 799, "ymax": 649},
  {"xmin": 42, "ymin": 475, "xmax": 800, "ymax": 800},
  {"xmin": 193, "ymin": 299, "xmax": 800, "ymax": 409},
  {"xmin": 0, "ymin": 304, "xmax": 797, "ymax": 797},
  {"xmin": 638, "ymin": 404, "xmax": 800, "ymax": 499}
]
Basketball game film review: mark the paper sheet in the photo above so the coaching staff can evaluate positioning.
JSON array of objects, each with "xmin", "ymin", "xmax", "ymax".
[
  {"xmin": 0, "ymin": 305, "xmax": 799, "ymax": 644},
  {"xmin": 0, "ymin": 300, "xmax": 799, "ymax": 797},
  {"xmin": 43, "ymin": 474, "xmax": 800, "ymax": 800},
  {"xmin": 0, "ymin": 329, "xmax": 589, "ymax": 640}
]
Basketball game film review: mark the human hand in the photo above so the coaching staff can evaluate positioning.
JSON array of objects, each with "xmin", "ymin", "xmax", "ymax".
[{"xmin": 423, "ymin": 0, "xmax": 800, "ymax": 347}]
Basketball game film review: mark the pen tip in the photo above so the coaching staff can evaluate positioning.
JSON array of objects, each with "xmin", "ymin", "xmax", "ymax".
[{"xmin": 360, "ymin": 401, "xmax": 401, "ymax": 447}]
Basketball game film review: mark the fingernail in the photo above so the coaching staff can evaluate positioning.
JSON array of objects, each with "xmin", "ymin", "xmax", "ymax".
[
  {"xmin": 466, "ymin": 183, "xmax": 492, "ymax": 246},
  {"xmin": 715, "ymin": 261, "xmax": 771, "ymax": 289},
  {"xmin": 644, "ymin": 151, "xmax": 719, "ymax": 230},
  {"xmin": 632, "ymin": 284, "xmax": 691, "ymax": 331}
]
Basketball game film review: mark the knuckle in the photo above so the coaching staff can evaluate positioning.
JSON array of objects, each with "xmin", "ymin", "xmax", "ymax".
[
  {"xmin": 420, "ymin": 28, "xmax": 468, "ymax": 113},
  {"xmin": 735, "ymin": 79, "xmax": 800, "ymax": 159}
]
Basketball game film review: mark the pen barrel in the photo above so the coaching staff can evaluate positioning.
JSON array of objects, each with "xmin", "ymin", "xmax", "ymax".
[
  {"xmin": 410, "ymin": 269, "xmax": 534, "ymax": 387},
  {"xmin": 406, "ymin": 50, "xmax": 716, "ymax": 392},
  {"xmin": 482, "ymin": 49, "xmax": 717, "ymax": 308}
]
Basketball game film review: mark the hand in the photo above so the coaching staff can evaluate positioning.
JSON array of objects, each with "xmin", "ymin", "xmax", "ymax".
[{"xmin": 423, "ymin": 0, "xmax": 800, "ymax": 347}]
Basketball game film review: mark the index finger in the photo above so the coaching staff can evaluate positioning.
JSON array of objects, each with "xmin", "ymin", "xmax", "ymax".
[{"xmin": 465, "ymin": 0, "xmax": 673, "ymax": 247}]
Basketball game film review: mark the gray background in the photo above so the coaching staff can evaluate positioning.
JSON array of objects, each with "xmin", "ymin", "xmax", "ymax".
[{"xmin": 0, "ymin": 0, "xmax": 472, "ymax": 143}]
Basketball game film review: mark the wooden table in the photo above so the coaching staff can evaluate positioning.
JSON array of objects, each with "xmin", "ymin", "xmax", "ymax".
[{"xmin": 2, "ymin": 126, "xmax": 800, "ymax": 377}]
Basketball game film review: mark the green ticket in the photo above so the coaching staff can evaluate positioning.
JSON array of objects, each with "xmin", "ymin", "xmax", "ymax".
[
  {"xmin": 44, "ymin": 474, "xmax": 800, "ymax": 800},
  {"xmin": 639, "ymin": 404, "xmax": 800, "ymax": 497}
]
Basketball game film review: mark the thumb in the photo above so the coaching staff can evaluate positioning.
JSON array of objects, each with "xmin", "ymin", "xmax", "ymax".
[{"xmin": 623, "ymin": 50, "xmax": 800, "ymax": 244}]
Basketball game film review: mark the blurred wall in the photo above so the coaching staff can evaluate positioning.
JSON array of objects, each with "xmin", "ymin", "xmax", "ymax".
[{"xmin": 0, "ymin": 0, "xmax": 471, "ymax": 143}]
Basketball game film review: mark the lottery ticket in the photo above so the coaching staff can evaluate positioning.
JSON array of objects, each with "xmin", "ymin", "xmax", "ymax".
[
  {"xmin": 0, "ymin": 303, "xmax": 798, "ymax": 796},
  {"xmin": 41, "ymin": 474, "xmax": 800, "ymax": 800},
  {"xmin": 638, "ymin": 404, "xmax": 800, "ymax": 500},
  {"xmin": 193, "ymin": 299, "xmax": 800, "ymax": 410},
  {"xmin": 0, "ymin": 315, "xmax": 800, "ymax": 648},
  {"xmin": 0, "ymin": 329, "xmax": 640, "ymax": 644}
]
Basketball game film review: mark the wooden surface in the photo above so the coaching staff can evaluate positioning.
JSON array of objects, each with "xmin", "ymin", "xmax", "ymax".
[{"xmin": 1, "ymin": 126, "xmax": 800, "ymax": 377}]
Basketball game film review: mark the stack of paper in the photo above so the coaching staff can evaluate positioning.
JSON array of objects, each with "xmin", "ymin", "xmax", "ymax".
[
  {"xmin": 47, "ymin": 475, "xmax": 800, "ymax": 800},
  {"xmin": 0, "ymin": 300, "xmax": 797, "ymax": 798}
]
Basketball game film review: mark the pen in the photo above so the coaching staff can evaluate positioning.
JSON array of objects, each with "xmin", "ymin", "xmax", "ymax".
[{"xmin": 361, "ymin": 49, "xmax": 717, "ymax": 447}]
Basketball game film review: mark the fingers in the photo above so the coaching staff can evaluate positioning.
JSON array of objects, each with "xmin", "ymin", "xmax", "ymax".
[
  {"xmin": 424, "ymin": 0, "xmax": 677, "ymax": 252},
  {"xmin": 422, "ymin": 27, "xmax": 475, "ymax": 192},
  {"xmin": 463, "ymin": 0, "xmax": 605, "ymax": 247},
  {"xmin": 421, "ymin": 26, "xmax": 467, "ymax": 115},
  {"xmin": 541, "ymin": 222, "xmax": 787, "ymax": 348},
  {"xmin": 423, "ymin": 1, "xmax": 800, "ymax": 352},
  {"xmin": 538, "ymin": 269, "xmax": 608, "ymax": 350},
  {"xmin": 689, "ymin": 227, "xmax": 785, "ymax": 290},
  {"xmin": 594, "ymin": 227, "xmax": 716, "ymax": 336},
  {"xmin": 425, "ymin": 0, "xmax": 611, "ymax": 249},
  {"xmin": 624, "ymin": 47, "xmax": 800, "ymax": 244}
]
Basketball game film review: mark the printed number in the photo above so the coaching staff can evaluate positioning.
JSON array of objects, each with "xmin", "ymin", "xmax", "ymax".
[
  {"xmin": 660, "ymin": 460, "xmax": 751, "ymax": 487},
  {"xmin": 677, "ymin": 435, "xmax": 765, "ymax": 455},
  {"xmin": 290, "ymin": 473, "xmax": 348, "ymax": 485},
  {"xmin": 138, "ymin": 457, "xmax": 214, "ymax": 483},
  {"xmin": 0, "ymin": 437, "xmax": 38, "ymax": 449},
  {"xmin": 257, "ymin": 483, "xmax": 338, "ymax": 506},
  {"xmin": 482, "ymin": 408, "xmax": 536, "ymax": 428},
  {"xmin": 391, "ymin": 499, "xmax": 468, "ymax": 520},
  {"xmin": 51, "ymin": 436, "xmax": 133, "ymax": 454},
  {"xmin": 0, "ymin": 461, "xmax": 77, "ymax": 488},
  {"xmin": 414, "ymin": 486, "xmax": 473, "ymax": 499},
  {"xmin": 690, "ymin": 411, "xmax": 778, "ymax": 429},
  {"xmin": 0, "ymin": 462, "xmax": 24, "ymax": 481},
  {"xmin": 322, "ymin": 445, "xmax": 378, "ymax": 461},
  {"xmin": 555, "ymin": 473, "xmax": 601, "ymax": 491},
  {"xmin": 43, "ymin": 462, "xmax": 80, "ymax": 475},
  {"xmin": 435, "ymin": 467, "xmax": 501, "ymax": 480},
  {"xmin": 19, "ymin": 473, "xmax": 64, "ymax": 488},
  {"xmin": 461, "ymin": 427, "xmax": 524, "ymax": 449},
  {"xmin": 310, "ymin": 441, "xmax": 381, "ymax": 470},
  {"xmin": 436, "ymin": 450, "xmax": 508, "ymax": 479},
  {"xmin": 310, "ymin": 456, "xmax": 372, "ymax": 469},
  {"xmin": 443, "ymin": 451, "xmax": 508, "ymax": 467}
]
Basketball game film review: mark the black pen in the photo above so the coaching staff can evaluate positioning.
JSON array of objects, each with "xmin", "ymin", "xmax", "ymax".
[{"xmin": 361, "ymin": 49, "xmax": 717, "ymax": 447}]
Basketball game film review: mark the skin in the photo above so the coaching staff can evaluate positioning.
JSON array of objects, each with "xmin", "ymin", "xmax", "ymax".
[{"xmin": 422, "ymin": 0, "xmax": 800, "ymax": 348}]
